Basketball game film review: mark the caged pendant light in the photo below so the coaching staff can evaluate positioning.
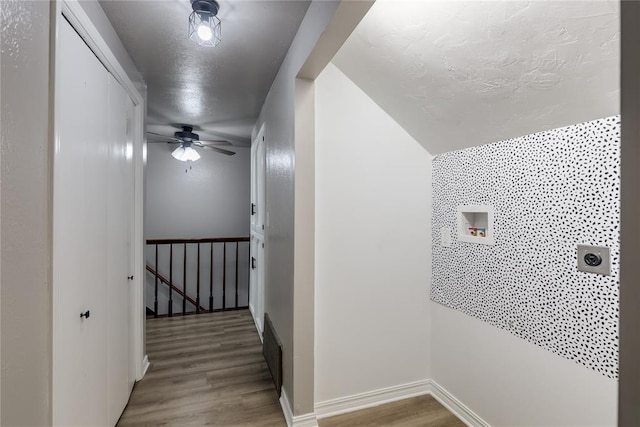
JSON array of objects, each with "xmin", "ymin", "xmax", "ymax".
[{"xmin": 189, "ymin": 0, "xmax": 221, "ymax": 47}]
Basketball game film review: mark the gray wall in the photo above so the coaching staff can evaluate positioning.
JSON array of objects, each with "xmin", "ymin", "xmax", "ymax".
[
  {"xmin": 144, "ymin": 143, "xmax": 250, "ymax": 239},
  {"xmin": 251, "ymin": 0, "xmax": 340, "ymax": 415},
  {"xmin": 144, "ymin": 143, "xmax": 250, "ymax": 315},
  {"xmin": 0, "ymin": 1, "xmax": 52, "ymax": 424},
  {"xmin": 619, "ymin": 2, "xmax": 640, "ymax": 425}
]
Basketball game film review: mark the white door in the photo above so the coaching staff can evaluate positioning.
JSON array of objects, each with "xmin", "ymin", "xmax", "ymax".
[
  {"xmin": 53, "ymin": 17, "xmax": 110, "ymax": 426},
  {"xmin": 106, "ymin": 74, "xmax": 135, "ymax": 425},
  {"xmin": 54, "ymin": 17, "xmax": 134, "ymax": 426}
]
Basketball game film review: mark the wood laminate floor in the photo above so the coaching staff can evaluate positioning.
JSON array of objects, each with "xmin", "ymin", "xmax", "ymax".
[
  {"xmin": 117, "ymin": 310, "xmax": 285, "ymax": 426},
  {"xmin": 118, "ymin": 310, "xmax": 464, "ymax": 426},
  {"xmin": 318, "ymin": 395, "xmax": 466, "ymax": 427}
]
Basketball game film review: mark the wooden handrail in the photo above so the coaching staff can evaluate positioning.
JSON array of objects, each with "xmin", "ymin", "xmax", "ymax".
[
  {"xmin": 146, "ymin": 237, "xmax": 249, "ymax": 245},
  {"xmin": 146, "ymin": 264, "xmax": 207, "ymax": 313}
]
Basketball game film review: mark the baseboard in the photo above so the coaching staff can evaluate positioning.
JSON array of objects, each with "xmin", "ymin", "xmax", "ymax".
[
  {"xmin": 140, "ymin": 355, "xmax": 150, "ymax": 379},
  {"xmin": 256, "ymin": 318, "xmax": 264, "ymax": 340},
  {"xmin": 292, "ymin": 413, "xmax": 318, "ymax": 427},
  {"xmin": 280, "ymin": 388, "xmax": 319, "ymax": 427},
  {"xmin": 280, "ymin": 389, "xmax": 294, "ymax": 426},
  {"xmin": 248, "ymin": 304, "xmax": 264, "ymax": 342},
  {"xmin": 314, "ymin": 379, "xmax": 488, "ymax": 427},
  {"xmin": 429, "ymin": 380, "xmax": 490, "ymax": 427},
  {"xmin": 315, "ymin": 379, "xmax": 431, "ymax": 419}
]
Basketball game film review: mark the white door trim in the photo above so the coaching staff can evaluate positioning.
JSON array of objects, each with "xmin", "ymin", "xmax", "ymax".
[{"xmin": 56, "ymin": 0, "xmax": 146, "ymax": 382}]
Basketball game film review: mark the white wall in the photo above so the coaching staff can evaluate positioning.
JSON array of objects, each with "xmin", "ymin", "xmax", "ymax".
[
  {"xmin": 431, "ymin": 304, "xmax": 618, "ymax": 426},
  {"xmin": 144, "ymin": 144, "xmax": 250, "ymax": 239},
  {"xmin": 314, "ymin": 63, "xmax": 431, "ymax": 404},
  {"xmin": 313, "ymin": 62, "xmax": 619, "ymax": 426},
  {"xmin": 431, "ymin": 117, "xmax": 620, "ymax": 380},
  {"xmin": 0, "ymin": 1, "xmax": 52, "ymax": 424},
  {"xmin": 429, "ymin": 119, "xmax": 620, "ymax": 426}
]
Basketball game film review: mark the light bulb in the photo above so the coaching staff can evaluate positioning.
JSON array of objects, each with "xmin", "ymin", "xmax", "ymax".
[
  {"xmin": 172, "ymin": 146, "xmax": 200, "ymax": 162},
  {"xmin": 171, "ymin": 146, "xmax": 186, "ymax": 161},
  {"xmin": 183, "ymin": 146, "xmax": 201, "ymax": 161},
  {"xmin": 197, "ymin": 24, "xmax": 213, "ymax": 41}
]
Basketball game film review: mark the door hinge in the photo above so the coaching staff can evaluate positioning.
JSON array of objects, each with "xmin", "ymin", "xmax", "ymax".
[
  {"xmin": 251, "ymin": 257, "xmax": 257, "ymax": 270},
  {"xmin": 251, "ymin": 203, "xmax": 256, "ymax": 215}
]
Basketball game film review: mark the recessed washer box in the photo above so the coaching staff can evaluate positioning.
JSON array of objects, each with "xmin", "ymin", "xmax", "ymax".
[{"xmin": 457, "ymin": 205, "xmax": 495, "ymax": 245}]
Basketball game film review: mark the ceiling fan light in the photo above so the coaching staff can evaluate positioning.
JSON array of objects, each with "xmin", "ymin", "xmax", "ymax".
[
  {"xmin": 171, "ymin": 146, "xmax": 201, "ymax": 162},
  {"xmin": 184, "ymin": 146, "xmax": 201, "ymax": 161},
  {"xmin": 188, "ymin": 1, "xmax": 221, "ymax": 47}
]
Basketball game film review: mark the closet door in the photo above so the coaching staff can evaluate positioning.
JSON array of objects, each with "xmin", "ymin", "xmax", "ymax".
[
  {"xmin": 53, "ymin": 17, "xmax": 109, "ymax": 426},
  {"xmin": 54, "ymin": 17, "xmax": 134, "ymax": 426},
  {"xmin": 106, "ymin": 74, "xmax": 135, "ymax": 425}
]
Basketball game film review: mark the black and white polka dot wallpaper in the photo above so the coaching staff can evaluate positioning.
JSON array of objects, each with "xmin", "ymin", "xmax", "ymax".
[{"xmin": 431, "ymin": 116, "xmax": 620, "ymax": 378}]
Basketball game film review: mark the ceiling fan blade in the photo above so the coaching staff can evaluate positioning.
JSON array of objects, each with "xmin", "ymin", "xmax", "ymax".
[
  {"xmin": 199, "ymin": 146, "xmax": 236, "ymax": 156},
  {"xmin": 146, "ymin": 131, "xmax": 180, "ymax": 141},
  {"xmin": 147, "ymin": 140, "xmax": 181, "ymax": 144},
  {"xmin": 194, "ymin": 130, "xmax": 251, "ymax": 147},
  {"xmin": 194, "ymin": 140, "xmax": 232, "ymax": 146}
]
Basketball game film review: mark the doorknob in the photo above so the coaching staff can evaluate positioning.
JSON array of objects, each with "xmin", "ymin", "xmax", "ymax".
[
  {"xmin": 80, "ymin": 310, "xmax": 90, "ymax": 319},
  {"xmin": 127, "ymin": 275, "xmax": 134, "ymax": 280}
]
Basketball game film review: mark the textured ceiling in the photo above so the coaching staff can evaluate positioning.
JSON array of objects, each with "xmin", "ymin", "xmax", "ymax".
[
  {"xmin": 333, "ymin": 0, "xmax": 620, "ymax": 154},
  {"xmin": 100, "ymin": 0, "xmax": 310, "ymax": 145}
]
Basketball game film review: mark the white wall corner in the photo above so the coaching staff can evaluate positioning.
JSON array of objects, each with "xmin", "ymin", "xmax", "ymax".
[
  {"xmin": 315, "ymin": 380, "xmax": 431, "ymax": 419},
  {"xmin": 428, "ymin": 380, "xmax": 490, "ymax": 427},
  {"xmin": 280, "ymin": 388, "xmax": 319, "ymax": 427}
]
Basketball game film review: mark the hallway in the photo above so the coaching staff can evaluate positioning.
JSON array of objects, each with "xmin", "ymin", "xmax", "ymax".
[{"xmin": 117, "ymin": 310, "xmax": 285, "ymax": 426}]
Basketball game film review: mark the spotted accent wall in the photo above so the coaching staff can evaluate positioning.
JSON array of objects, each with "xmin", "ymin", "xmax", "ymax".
[{"xmin": 431, "ymin": 116, "xmax": 620, "ymax": 378}]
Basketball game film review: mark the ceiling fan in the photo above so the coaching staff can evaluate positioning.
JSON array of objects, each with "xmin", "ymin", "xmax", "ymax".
[{"xmin": 146, "ymin": 125, "xmax": 236, "ymax": 161}]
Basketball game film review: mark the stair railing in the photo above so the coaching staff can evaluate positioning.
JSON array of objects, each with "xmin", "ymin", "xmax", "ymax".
[{"xmin": 146, "ymin": 237, "xmax": 250, "ymax": 317}]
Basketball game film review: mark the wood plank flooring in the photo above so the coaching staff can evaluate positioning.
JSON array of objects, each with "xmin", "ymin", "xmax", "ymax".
[
  {"xmin": 318, "ymin": 395, "xmax": 466, "ymax": 427},
  {"xmin": 118, "ymin": 310, "xmax": 465, "ymax": 426},
  {"xmin": 117, "ymin": 310, "xmax": 286, "ymax": 426}
]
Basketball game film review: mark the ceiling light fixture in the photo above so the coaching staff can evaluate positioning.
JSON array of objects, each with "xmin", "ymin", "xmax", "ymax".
[
  {"xmin": 189, "ymin": 0, "xmax": 221, "ymax": 47},
  {"xmin": 171, "ymin": 144, "xmax": 201, "ymax": 162}
]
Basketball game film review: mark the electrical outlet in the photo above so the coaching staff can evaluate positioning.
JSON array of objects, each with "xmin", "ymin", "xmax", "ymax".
[{"xmin": 577, "ymin": 244, "xmax": 611, "ymax": 275}]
